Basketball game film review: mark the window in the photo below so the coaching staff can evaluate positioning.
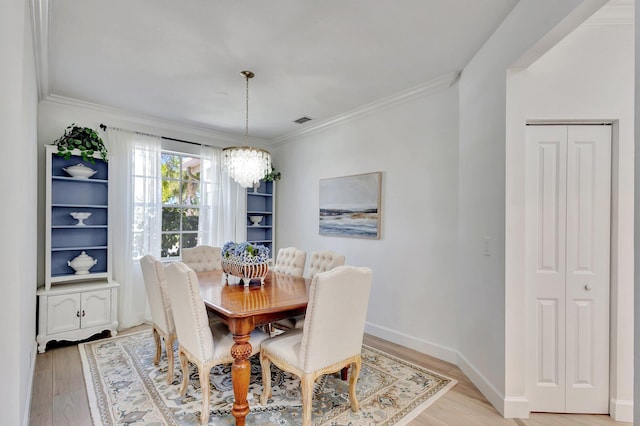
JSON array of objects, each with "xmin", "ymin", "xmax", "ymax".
[{"xmin": 160, "ymin": 152, "xmax": 201, "ymax": 258}]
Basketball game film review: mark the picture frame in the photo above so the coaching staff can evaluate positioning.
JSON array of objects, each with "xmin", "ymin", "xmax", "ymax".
[{"xmin": 319, "ymin": 172, "xmax": 381, "ymax": 239}]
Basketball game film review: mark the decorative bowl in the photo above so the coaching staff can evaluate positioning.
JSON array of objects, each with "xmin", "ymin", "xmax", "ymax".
[
  {"xmin": 70, "ymin": 211, "xmax": 91, "ymax": 226},
  {"xmin": 67, "ymin": 251, "xmax": 97, "ymax": 275},
  {"xmin": 63, "ymin": 163, "xmax": 97, "ymax": 179},
  {"xmin": 249, "ymin": 215, "xmax": 263, "ymax": 226}
]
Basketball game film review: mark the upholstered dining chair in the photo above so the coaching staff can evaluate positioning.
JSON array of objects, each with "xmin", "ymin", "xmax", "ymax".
[
  {"xmin": 182, "ymin": 245, "xmax": 224, "ymax": 326},
  {"xmin": 269, "ymin": 247, "xmax": 307, "ymax": 334},
  {"xmin": 260, "ymin": 265, "xmax": 373, "ymax": 426},
  {"xmin": 277, "ymin": 250, "xmax": 346, "ymax": 331},
  {"xmin": 140, "ymin": 255, "xmax": 177, "ymax": 384},
  {"xmin": 306, "ymin": 250, "xmax": 346, "ymax": 280},
  {"xmin": 182, "ymin": 245, "xmax": 222, "ymax": 272},
  {"xmin": 271, "ymin": 246, "xmax": 306, "ymax": 277},
  {"xmin": 164, "ymin": 261, "xmax": 268, "ymax": 426}
]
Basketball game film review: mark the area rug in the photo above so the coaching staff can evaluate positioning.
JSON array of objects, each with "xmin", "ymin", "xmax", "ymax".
[{"xmin": 79, "ymin": 330, "xmax": 456, "ymax": 425}]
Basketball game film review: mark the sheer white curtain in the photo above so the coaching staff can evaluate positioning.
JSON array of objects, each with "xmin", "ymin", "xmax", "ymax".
[
  {"xmin": 106, "ymin": 128, "xmax": 162, "ymax": 328},
  {"xmin": 199, "ymin": 145, "xmax": 246, "ymax": 246}
]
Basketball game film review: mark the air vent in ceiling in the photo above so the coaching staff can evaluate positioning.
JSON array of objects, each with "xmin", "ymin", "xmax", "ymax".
[{"xmin": 293, "ymin": 116, "xmax": 312, "ymax": 124}]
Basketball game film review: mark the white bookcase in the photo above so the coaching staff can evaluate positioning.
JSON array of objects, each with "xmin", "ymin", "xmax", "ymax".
[{"xmin": 37, "ymin": 145, "xmax": 119, "ymax": 352}]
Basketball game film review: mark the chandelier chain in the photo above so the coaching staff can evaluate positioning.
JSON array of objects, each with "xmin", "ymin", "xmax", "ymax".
[
  {"xmin": 221, "ymin": 70, "xmax": 270, "ymax": 188},
  {"xmin": 245, "ymin": 73, "xmax": 249, "ymax": 145}
]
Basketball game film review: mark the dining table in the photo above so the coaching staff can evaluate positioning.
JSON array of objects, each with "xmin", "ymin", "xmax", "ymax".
[{"xmin": 197, "ymin": 269, "xmax": 311, "ymax": 426}]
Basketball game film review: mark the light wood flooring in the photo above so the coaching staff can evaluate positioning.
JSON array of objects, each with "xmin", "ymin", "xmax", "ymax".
[{"xmin": 29, "ymin": 324, "xmax": 630, "ymax": 426}]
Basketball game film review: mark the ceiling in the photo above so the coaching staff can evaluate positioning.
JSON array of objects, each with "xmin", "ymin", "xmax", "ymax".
[{"xmin": 42, "ymin": 1, "xmax": 521, "ymax": 142}]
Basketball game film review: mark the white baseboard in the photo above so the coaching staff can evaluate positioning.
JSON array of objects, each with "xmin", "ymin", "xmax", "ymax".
[
  {"xmin": 456, "ymin": 351, "xmax": 506, "ymax": 417},
  {"xmin": 365, "ymin": 322, "xmax": 512, "ymax": 417},
  {"xmin": 364, "ymin": 322, "xmax": 458, "ymax": 364},
  {"xmin": 23, "ymin": 340, "xmax": 37, "ymax": 426},
  {"xmin": 610, "ymin": 398, "xmax": 633, "ymax": 422}
]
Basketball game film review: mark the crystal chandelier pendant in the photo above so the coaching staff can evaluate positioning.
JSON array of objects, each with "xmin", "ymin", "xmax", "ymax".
[
  {"xmin": 222, "ymin": 146, "xmax": 271, "ymax": 188},
  {"xmin": 222, "ymin": 71, "xmax": 272, "ymax": 188}
]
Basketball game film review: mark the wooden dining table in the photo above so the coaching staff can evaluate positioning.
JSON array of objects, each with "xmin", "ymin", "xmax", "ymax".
[{"xmin": 197, "ymin": 269, "xmax": 311, "ymax": 426}]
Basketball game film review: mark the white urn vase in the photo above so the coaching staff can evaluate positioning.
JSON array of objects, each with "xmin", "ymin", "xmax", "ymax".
[{"xmin": 68, "ymin": 251, "xmax": 98, "ymax": 275}]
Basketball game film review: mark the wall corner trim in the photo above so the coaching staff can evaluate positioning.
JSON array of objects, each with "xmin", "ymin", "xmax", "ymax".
[
  {"xmin": 23, "ymin": 340, "xmax": 37, "ymax": 426},
  {"xmin": 503, "ymin": 396, "xmax": 530, "ymax": 419},
  {"xmin": 30, "ymin": 0, "xmax": 50, "ymax": 101},
  {"xmin": 609, "ymin": 398, "xmax": 634, "ymax": 422}
]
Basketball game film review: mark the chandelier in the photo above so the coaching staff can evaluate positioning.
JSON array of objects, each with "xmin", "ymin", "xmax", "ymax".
[{"xmin": 222, "ymin": 71, "xmax": 272, "ymax": 188}]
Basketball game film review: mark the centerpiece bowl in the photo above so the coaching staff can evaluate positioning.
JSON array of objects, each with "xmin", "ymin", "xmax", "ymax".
[{"xmin": 221, "ymin": 241, "xmax": 270, "ymax": 286}]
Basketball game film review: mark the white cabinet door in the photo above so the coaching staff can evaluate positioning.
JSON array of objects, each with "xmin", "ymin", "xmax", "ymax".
[
  {"xmin": 81, "ymin": 289, "xmax": 111, "ymax": 329},
  {"xmin": 525, "ymin": 125, "xmax": 611, "ymax": 414},
  {"xmin": 47, "ymin": 293, "xmax": 81, "ymax": 335}
]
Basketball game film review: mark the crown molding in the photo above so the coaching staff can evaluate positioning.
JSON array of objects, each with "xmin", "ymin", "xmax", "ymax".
[
  {"xmin": 41, "ymin": 94, "xmax": 269, "ymax": 147},
  {"xmin": 270, "ymin": 71, "xmax": 460, "ymax": 146},
  {"xmin": 583, "ymin": 1, "xmax": 634, "ymax": 26},
  {"xmin": 30, "ymin": 0, "xmax": 50, "ymax": 100}
]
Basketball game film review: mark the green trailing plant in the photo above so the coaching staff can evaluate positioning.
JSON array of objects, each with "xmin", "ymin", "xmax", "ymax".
[
  {"xmin": 263, "ymin": 165, "xmax": 281, "ymax": 182},
  {"xmin": 53, "ymin": 123, "xmax": 108, "ymax": 163}
]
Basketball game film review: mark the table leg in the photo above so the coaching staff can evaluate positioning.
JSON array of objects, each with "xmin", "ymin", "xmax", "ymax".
[{"xmin": 230, "ymin": 333, "xmax": 252, "ymax": 425}]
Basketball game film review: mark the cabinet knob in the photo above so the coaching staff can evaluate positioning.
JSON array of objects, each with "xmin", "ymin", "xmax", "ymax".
[
  {"xmin": 82, "ymin": 310, "xmax": 86, "ymax": 317},
  {"xmin": 76, "ymin": 311, "xmax": 80, "ymax": 317},
  {"xmin": 584, "ymin": 284, "xmax": 593, "ymax": 291}
]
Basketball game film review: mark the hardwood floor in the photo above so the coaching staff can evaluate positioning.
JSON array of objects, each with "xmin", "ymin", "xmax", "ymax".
[{"xmin": 29, "ymin": 325, "xmax": 630, "ymax": 425}]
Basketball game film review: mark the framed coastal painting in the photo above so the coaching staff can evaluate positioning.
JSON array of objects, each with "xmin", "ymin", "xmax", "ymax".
[{"xmin": 319, "ymin": 172, "xmax": 381, "ymax": 239}]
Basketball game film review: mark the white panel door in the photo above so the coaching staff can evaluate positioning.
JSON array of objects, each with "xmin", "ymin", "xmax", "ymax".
[
  {"xmin": 526, "ymin": 125, "xmax": 568, "ymax": 412},
  {"xmin": 525, "ymin": 125, "xmax": 610, "ymax": 414},
  {"xmin": 564, "ymin": 125, "xmax": 610, "ymax": 413}
]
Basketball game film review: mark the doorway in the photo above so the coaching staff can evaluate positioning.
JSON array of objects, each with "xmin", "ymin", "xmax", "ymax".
[{"xmin": 525, "ymin": 124, "xmax": 611, "ymax": 413}]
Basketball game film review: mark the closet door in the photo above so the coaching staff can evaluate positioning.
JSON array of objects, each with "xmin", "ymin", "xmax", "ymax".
[{"xmin": 525, "ymin": 124, "xmax": 611, "ymax": 414}]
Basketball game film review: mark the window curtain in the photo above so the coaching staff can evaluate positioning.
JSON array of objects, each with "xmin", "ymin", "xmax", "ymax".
[
  {"xmin": 199, "ymin": 145, "xmax": 246, "ymax": 246},
  {"xmin": 106, "ymin": 128, "xmax": 162, "ymax": 329}
]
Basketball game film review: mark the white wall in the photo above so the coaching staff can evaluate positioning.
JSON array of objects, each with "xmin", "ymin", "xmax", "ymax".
[
  {"xmin": 0, "ymin": 1, "xmax": 39, "ymax": 425},
  {"xmin": 457, "ymin": 0, "xmax": 607, "ymax": 416},
  {"xmin": 272, "ymin": 83, "xmax": 460, "ymax": 360},
  {"xmin": 506, "ymin": 12, "xmax": 635, "ymax": 422}
]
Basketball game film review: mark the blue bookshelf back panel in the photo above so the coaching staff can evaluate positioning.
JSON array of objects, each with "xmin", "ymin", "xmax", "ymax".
[
  {"xmin": 52, "ymin": 207, "xmax": 108, "ymax": 226},
  {"xmin": 247, "ymin": 227, "xmax": 273, "ymax": 242},
  {"xmin": 51, "ymin": 249, "xmax": 108, "ymax": 276},
  {"xmin": 51, "ymin": 155, "xmax": 108, "ymax": 180},
  {"xmin": 52, "ymin": 180, "xmax": 108, "ymax": 205},
  {"xmin": 51, "ymin": 228, "xmax": 107, "ymax": 249},
  {"xmin": 247, "ymin": 196, "xmax": 273, "ymax": 212}
]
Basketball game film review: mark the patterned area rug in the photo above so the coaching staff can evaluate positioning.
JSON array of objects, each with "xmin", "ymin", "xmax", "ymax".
[{"xmin": 79, "ymin": 330, "xmax": 456, "ymax": 425}]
